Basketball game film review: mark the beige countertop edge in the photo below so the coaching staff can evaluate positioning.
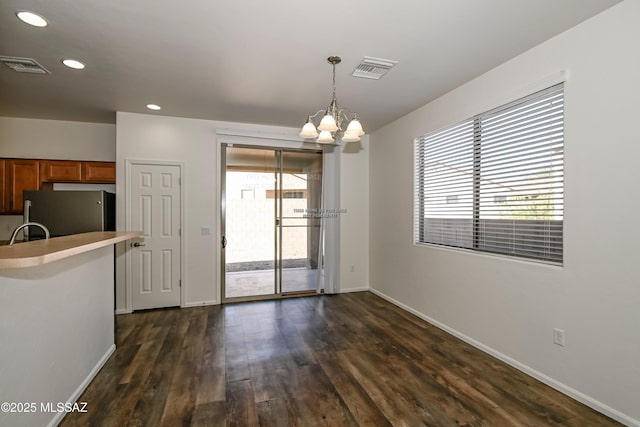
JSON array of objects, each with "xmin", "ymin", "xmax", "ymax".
[{"xmin": 0, "ymin": 231, "xmax": 142, "ymax": 269}]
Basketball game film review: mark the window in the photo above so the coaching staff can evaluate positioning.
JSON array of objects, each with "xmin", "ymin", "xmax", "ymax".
[{"xmin": 414, "ymin": 84, "xmax": 564, "ymax": 263}]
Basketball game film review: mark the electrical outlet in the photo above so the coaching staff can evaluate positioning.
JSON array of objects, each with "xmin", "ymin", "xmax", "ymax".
[{"xmin": 553, "ymin": 328, "xmax": 565, "ymax": 346}]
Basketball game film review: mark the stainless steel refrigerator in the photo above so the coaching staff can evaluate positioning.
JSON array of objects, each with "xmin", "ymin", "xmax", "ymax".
[{"xmin": 23, "ymin": 190, "xmax": 115, "ymax": 239}]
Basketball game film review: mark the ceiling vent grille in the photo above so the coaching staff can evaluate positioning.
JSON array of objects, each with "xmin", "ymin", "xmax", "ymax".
[
  {"xmin": 0, "ymin": 56, "xmax": 50, "ymax": 74},
  {"xmin": 352, "ymin": 56, "xmax": 398, "ymax": 80}
]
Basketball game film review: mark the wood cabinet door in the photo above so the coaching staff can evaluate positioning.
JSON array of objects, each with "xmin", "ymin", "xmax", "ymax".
[
  {"xmin": 82, "ymin": 162, "xmax": 116, "ymax": 183},
  {"xmin": 6, "ymin": 159, "xmax": 40, "ymax": 214},
  {"xmin": 0, "ymin": 159, "xmax": 6, "ymax": 214},
  {"xmin": 41, "ymin": 160, "xmax": 82, "ymax": 182}
]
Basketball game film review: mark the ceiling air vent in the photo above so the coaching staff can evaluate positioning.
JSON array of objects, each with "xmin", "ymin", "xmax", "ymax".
[
  {"xmin": 0, "ymin": 56, "xmax": 50, "ymax": 74},
  {"xmin": 352, "ymin": 56, "xmax": 398, "ymax": 80}
]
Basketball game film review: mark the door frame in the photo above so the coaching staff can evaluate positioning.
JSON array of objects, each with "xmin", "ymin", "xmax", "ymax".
[
  {"xmin": 221, "ymin": 144, "xmax": 325, "ymax": 303},
  {"xmin": 124, "ymin": 159, "xmax": 185, "ymax": 313},
  {"xmin": 217, "ymin": 134, "xmax": 330, "ymax": 303},
  {"xmin": 220, "ymin": 144, "xmax": 280, "ymax": 303}
]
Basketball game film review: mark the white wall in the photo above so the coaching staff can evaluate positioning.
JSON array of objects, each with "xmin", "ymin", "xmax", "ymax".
[
  {"xmin": 0, "ymin": 117, "xmax": 116, "ymax": 240},
  {"xmin": 0, "ymin": 216, "xmax": 25, "ymax": 242},
  {"xmin": 369, "ymin": 1, "xmax": 639, "ymax": 425},
  {"xmin": 115, "ymin": 112, "xmax": 369, "ymax": 310},
  {"xmin": 0, "ymin": 117, "xmax": 115, "ymax": 161},
  {"xmin": 340, "ymin": 139, "xmax": 370, "ymax": 292}
]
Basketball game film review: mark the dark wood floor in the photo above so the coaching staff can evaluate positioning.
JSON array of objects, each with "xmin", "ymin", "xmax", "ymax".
[{"xmin": 60, "ymin": 292, "xmax": 620, "ymax": 426}]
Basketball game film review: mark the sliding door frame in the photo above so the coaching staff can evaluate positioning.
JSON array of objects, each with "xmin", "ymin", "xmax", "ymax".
[{"xmin": 220, "ymin": 143, "xmax": 324, "ymax": 303}]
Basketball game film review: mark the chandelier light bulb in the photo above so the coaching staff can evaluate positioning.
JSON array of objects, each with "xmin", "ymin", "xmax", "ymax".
[
  {"xmin": 299, "ymin": 120, "xmax": 319, "ymax": 138},
  {"xmin": 346, "ymin": 118, "xmax": 365, "ymax": 136},
  {"xmin": 341, "ymin": 132, "xmax": 361, "ymax": 143},
  {"xmin": 318, "ymin": 113, "xmax": 338, "ymax": 132},
  {"xmin": 317, "ymin": 130, "xmax": 335, "ymax": 143}
]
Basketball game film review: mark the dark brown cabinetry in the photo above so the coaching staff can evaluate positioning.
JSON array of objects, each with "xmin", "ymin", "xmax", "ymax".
[
  {"xmin": 5, "ymin": 159, "xmax": 41, "ymax": 214},
  {"xmin": 40, "ymin": 160, "xmax": 83, "ymax": 182},
  {"xmin": 2, "ymin": 158, "xmax": 116, "ymax": 215},
  {"xmin": 82, "ymin": 161, "xmax": 116, "ymax": 183},
  {"xmin": 0, "ymin": 160, "xmax": 5, "ymax": 214}
]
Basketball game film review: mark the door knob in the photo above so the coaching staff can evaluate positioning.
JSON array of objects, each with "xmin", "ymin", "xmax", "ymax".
[{"xmin": 132, "ymin": 242, "xmax": 146, "ymax": 247}]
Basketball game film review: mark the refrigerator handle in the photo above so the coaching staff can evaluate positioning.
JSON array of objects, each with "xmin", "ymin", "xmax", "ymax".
[{"xmin": 23, "ymin": 200, "xmax": 31, "ymax": 240}]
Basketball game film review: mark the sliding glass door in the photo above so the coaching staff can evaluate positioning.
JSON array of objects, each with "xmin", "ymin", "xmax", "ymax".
[
  {"xmin": 221, "ymin": 144, "xmax": 323, "ymax": 302},
  {"xmin": 222, "ymin": 146, "xmax": 278, "ymax": 299},
  {"xmin": 279, "ymin": 151, "xmax": 323, "ymax": 294}
]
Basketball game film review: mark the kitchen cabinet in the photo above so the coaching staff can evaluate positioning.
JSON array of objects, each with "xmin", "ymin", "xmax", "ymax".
[
  {"xmin": 42, "ymin": 160, "xmax": 116, "ymax": 184},
  {"xmin": 1, "ymin": 159, "xmax": 116, "ymax": 215},
  {"xmin": 82, "ymin": 161, "xmax": 115, "ymax": 183},
  {"xmin": 5, "ymin": 159, "xmax": 40, "ymax": 214},
  {"xmin": 0, "ymin": 160, "xmax": 5, "ymax": 214},
  {"xmin": 40, "ymin": 160, "xmax": 82, "ymax": 182}
]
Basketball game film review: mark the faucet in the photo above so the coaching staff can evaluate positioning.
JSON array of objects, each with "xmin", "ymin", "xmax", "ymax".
[{"xmin": 8, "ymin": 222, "xmax": 51, "ymax": 246}]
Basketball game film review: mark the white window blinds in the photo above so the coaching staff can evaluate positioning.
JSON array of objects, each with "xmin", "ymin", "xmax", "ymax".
[{"xmin": 414, "ymin": 83, "xmax": 564, "ymax": 263}]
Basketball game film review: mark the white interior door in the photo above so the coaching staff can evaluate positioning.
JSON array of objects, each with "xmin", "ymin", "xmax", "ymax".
[{"xmin": 129, "ymin": 163, "xmax": 182, "ymax": 310}]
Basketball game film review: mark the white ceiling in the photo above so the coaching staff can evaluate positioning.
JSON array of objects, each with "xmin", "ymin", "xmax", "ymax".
[{"xmin": 0, "ymin": 0, "xmax": 620, "ymax": 132}]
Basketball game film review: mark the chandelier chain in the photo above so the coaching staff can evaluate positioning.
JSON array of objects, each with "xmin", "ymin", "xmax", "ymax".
[
  {"xmin": 332, "ymin": 62, "xmax": 337, "ymax": 102},
  {"xmin": 298, "ymin": 55, "xmax": 364, "ymax": 143}
]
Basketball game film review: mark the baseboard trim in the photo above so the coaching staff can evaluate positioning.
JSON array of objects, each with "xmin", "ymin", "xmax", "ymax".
[
  {"xmin": 48, "ymin": 344, "xmax": 116, "ymax": 427},
  {"xmin": 116, "ymin": 301, "xmax": 220, "ymax": 313},
  {"xmin": 182, "ymin": 300, "xmax": 219, "ymax": 308},
  {"xmin": 339, "ymin": 286, "xmax": 369, "ymax": 293},
  {"xmin": 368, "ymin": 288, "xmax": 639, "ymax": 427}
]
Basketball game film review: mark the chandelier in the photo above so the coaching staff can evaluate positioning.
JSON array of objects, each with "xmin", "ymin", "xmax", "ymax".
[{"xmin": 299, "ymin": 56, "xmax": 364, "ymax": 144}]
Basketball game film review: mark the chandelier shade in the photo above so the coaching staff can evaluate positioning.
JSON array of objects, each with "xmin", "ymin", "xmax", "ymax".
[
  {"xmin": 300, "ymin": 118, "xmax": 319, "ymax": 138},
  {"xmin": 346, "ymin": 118, "xmax": 364, "ymax": 136},
  {"xmin": 299, "ymin": 56, "xmax": 364, "ymax": 143},
  {"xmin": 318, "ymin": 113, "xmax": 339, "ymax": 132},
  {"xmin": 341, "ymin": 132, "xmax": 361, "ymax": 143},
  {"xmin": 317, "ymin": 130, "xmax": 335, "ymax": 143}
]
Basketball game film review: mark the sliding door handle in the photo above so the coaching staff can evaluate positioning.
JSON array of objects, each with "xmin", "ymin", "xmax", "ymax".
[{"xmin": 222, "ymin": 236, "xmax": 227, "ymax": 249}]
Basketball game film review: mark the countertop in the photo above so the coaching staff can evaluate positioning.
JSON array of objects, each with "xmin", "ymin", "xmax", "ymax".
[{"xmin": 0, "ymin": 231, "xmax": 141, "ymax": 269}]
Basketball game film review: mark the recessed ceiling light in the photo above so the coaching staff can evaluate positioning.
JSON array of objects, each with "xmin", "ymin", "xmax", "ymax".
[
  {"xmin": 16, "ymin": 11, "xmax": 48, "ymax": 27},
  {"xmin": 146, "ymin": 104, "xmax": 161, "ymax": 111},
  {"xmin": 62, "ymin": 59, "xmax": 85, "ymax": 70}
]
